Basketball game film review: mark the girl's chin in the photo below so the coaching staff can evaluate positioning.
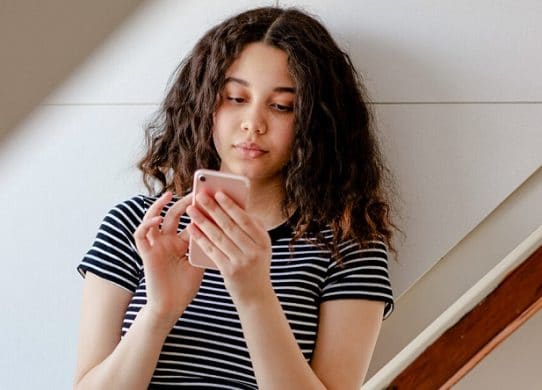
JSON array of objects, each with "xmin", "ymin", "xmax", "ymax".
[
  {"xmin": 220, "ymin": 162, "xmax": 253, "ymax": 176},
  {"xmin": 219, "ymin": 164, "xmax": 279, "ymax": 182}
]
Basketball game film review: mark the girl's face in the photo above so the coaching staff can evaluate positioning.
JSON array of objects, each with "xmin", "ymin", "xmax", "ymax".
[{"xmin": 213, "ymin": 42, "xmax": 296, "ymax": 185}]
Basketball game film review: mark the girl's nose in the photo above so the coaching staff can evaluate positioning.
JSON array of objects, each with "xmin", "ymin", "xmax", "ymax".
[{"xmin": 241, "ymin": 106, "xmax": 267, "ymax": 135}]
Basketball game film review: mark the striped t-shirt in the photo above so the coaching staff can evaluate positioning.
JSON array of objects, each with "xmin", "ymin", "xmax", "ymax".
[{"xmin": 78, "ymin": 194, "xmax": 394, "ymax": 389}]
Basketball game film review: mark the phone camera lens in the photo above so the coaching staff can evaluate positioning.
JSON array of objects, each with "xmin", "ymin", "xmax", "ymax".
[{"xmin": 199, "ymin": 175, "xmax": 206, "ymax": 182}]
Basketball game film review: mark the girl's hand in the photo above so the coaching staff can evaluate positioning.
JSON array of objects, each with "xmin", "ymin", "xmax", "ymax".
[
  {"xmin": 186, "ymin": 191, "xmax": 273, "ymax": 304},
  {"xmin": 134, "ymin": 192, "xmax": 204, "ymax": 325}
]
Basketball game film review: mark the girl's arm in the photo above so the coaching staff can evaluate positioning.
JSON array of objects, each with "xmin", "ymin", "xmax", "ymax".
[
  {"xmin": 234, "ymin": 285, "xmax": 326, "ymax": 389},
  {"xmin": 75, "ymin": 192, "xmax": 204, "ymax": 389},
  {"xmin": 310, "ymin": 299, "xmax": 385, "ymax": 389},
  {"xmin": 233, "ymin": 285, "xmax": 384, "ymax": 390},
  {"xmin": 74, "ymin": 273, "xmax": 177, "ymax": 389}
]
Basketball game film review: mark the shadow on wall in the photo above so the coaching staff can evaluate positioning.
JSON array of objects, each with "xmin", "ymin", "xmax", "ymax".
[{"xmin": 0, "ymin": 1, "xmax": 144, "ymax": 145}]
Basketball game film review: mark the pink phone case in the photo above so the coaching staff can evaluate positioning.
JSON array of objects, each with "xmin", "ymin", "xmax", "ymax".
[{"xmin": 188, "ymin": 169, "xmax": 250, "ymax": 269}]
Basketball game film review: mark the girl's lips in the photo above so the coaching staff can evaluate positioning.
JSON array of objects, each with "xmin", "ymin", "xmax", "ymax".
[{"xmin": 233, "ymin": 143, "xmax": 267, "ymax": 158}]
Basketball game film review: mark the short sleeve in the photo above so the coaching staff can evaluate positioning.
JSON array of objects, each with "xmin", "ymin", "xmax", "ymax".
[
  {"xmin": 77, "ymin": 195, "xmax": 147, "ymax": 293},
  {"xmin": 321, "ymin": 240, "xmax": 394, "ymax": 319}
]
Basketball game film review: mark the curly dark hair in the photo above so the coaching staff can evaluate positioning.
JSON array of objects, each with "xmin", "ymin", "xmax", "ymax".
[{"xmin": 139, "ymin": 6, "xmax": 397, "ymax": 252}]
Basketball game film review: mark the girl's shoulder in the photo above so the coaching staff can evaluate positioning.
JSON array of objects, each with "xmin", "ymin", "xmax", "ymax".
[
  {"xmin": 97, "ymin": 194, "xmax": 164, "ymax": 233},
  {"xmin": 108, "ymin": 193, "xmax": 157, "ymax": 214},
  {"xmin": 109, "ymin": 193, "xmax": 177, "ymax": 216},
  {"xmin": 301, "ymin": 223, "xmax": 388, "ymax": 253}
]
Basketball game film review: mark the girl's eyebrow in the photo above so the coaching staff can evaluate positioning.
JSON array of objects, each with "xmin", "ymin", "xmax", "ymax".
[{"xmin": 224, "ymin": 77, "xmax": 296, "ymax": 94}]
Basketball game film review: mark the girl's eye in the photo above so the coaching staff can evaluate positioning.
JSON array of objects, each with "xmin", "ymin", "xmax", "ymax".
[
  {"xmin": 226, "ymin": 96, "xmax": 245, "ymax": 104},
  {"xmin": 271, "ymin": 103, "xmax": 294, "ymax": 112}
]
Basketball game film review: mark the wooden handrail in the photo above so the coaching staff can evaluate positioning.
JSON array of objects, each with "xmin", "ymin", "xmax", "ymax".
[
  {"xmin": 389, "ymin": 244, "xmax": 542, "ymax": 389},
  {"xmin": 364, "ymin": 226, "xmax": 542, "ymax": 390}
]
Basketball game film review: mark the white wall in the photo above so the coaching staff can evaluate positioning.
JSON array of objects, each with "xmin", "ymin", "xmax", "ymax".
[
  {"xmin": 456, "ymin": 306, "xmax": 542, "ymax": 389},
  {"xmin": 1, "ymin": 1, "xmax": 541, "ymax": 388}
]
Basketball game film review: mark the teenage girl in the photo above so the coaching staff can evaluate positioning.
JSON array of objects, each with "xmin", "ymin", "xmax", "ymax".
[{"xmin": 75, "ymin": 6, "xmax": 395, "ymax": 389}]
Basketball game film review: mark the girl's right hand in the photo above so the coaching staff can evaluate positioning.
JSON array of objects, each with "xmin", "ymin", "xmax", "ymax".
[{"xmin": 134, "ymin": 191, "xmax": 204, "ymax": 326}]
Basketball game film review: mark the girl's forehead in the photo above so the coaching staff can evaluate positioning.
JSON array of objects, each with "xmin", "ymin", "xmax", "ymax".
[{"xmin": 225, "ymin": 43, "xmax": 294, "ymax": 88}]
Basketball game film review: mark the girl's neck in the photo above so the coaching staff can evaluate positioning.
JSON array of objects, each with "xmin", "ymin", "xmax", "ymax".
[{"xmin": 245, "ymin": 178, "xmax": 289, "ymax": 231}]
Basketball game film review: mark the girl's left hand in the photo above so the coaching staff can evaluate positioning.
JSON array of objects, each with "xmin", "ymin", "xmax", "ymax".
[{"xmin": 186, "ymin": 191, "xmax": 273, "ymax": 304}]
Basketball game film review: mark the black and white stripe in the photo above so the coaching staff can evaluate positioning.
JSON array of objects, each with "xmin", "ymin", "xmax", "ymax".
[{"xmin": 78, "ymin": 195, "xmax": 393, "ymax": 389}]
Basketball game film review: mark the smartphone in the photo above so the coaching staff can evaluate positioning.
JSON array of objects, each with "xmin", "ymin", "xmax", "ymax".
[{"xmin": 188, "ymin": 169, "xmax": 250, "ymax": 269}]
